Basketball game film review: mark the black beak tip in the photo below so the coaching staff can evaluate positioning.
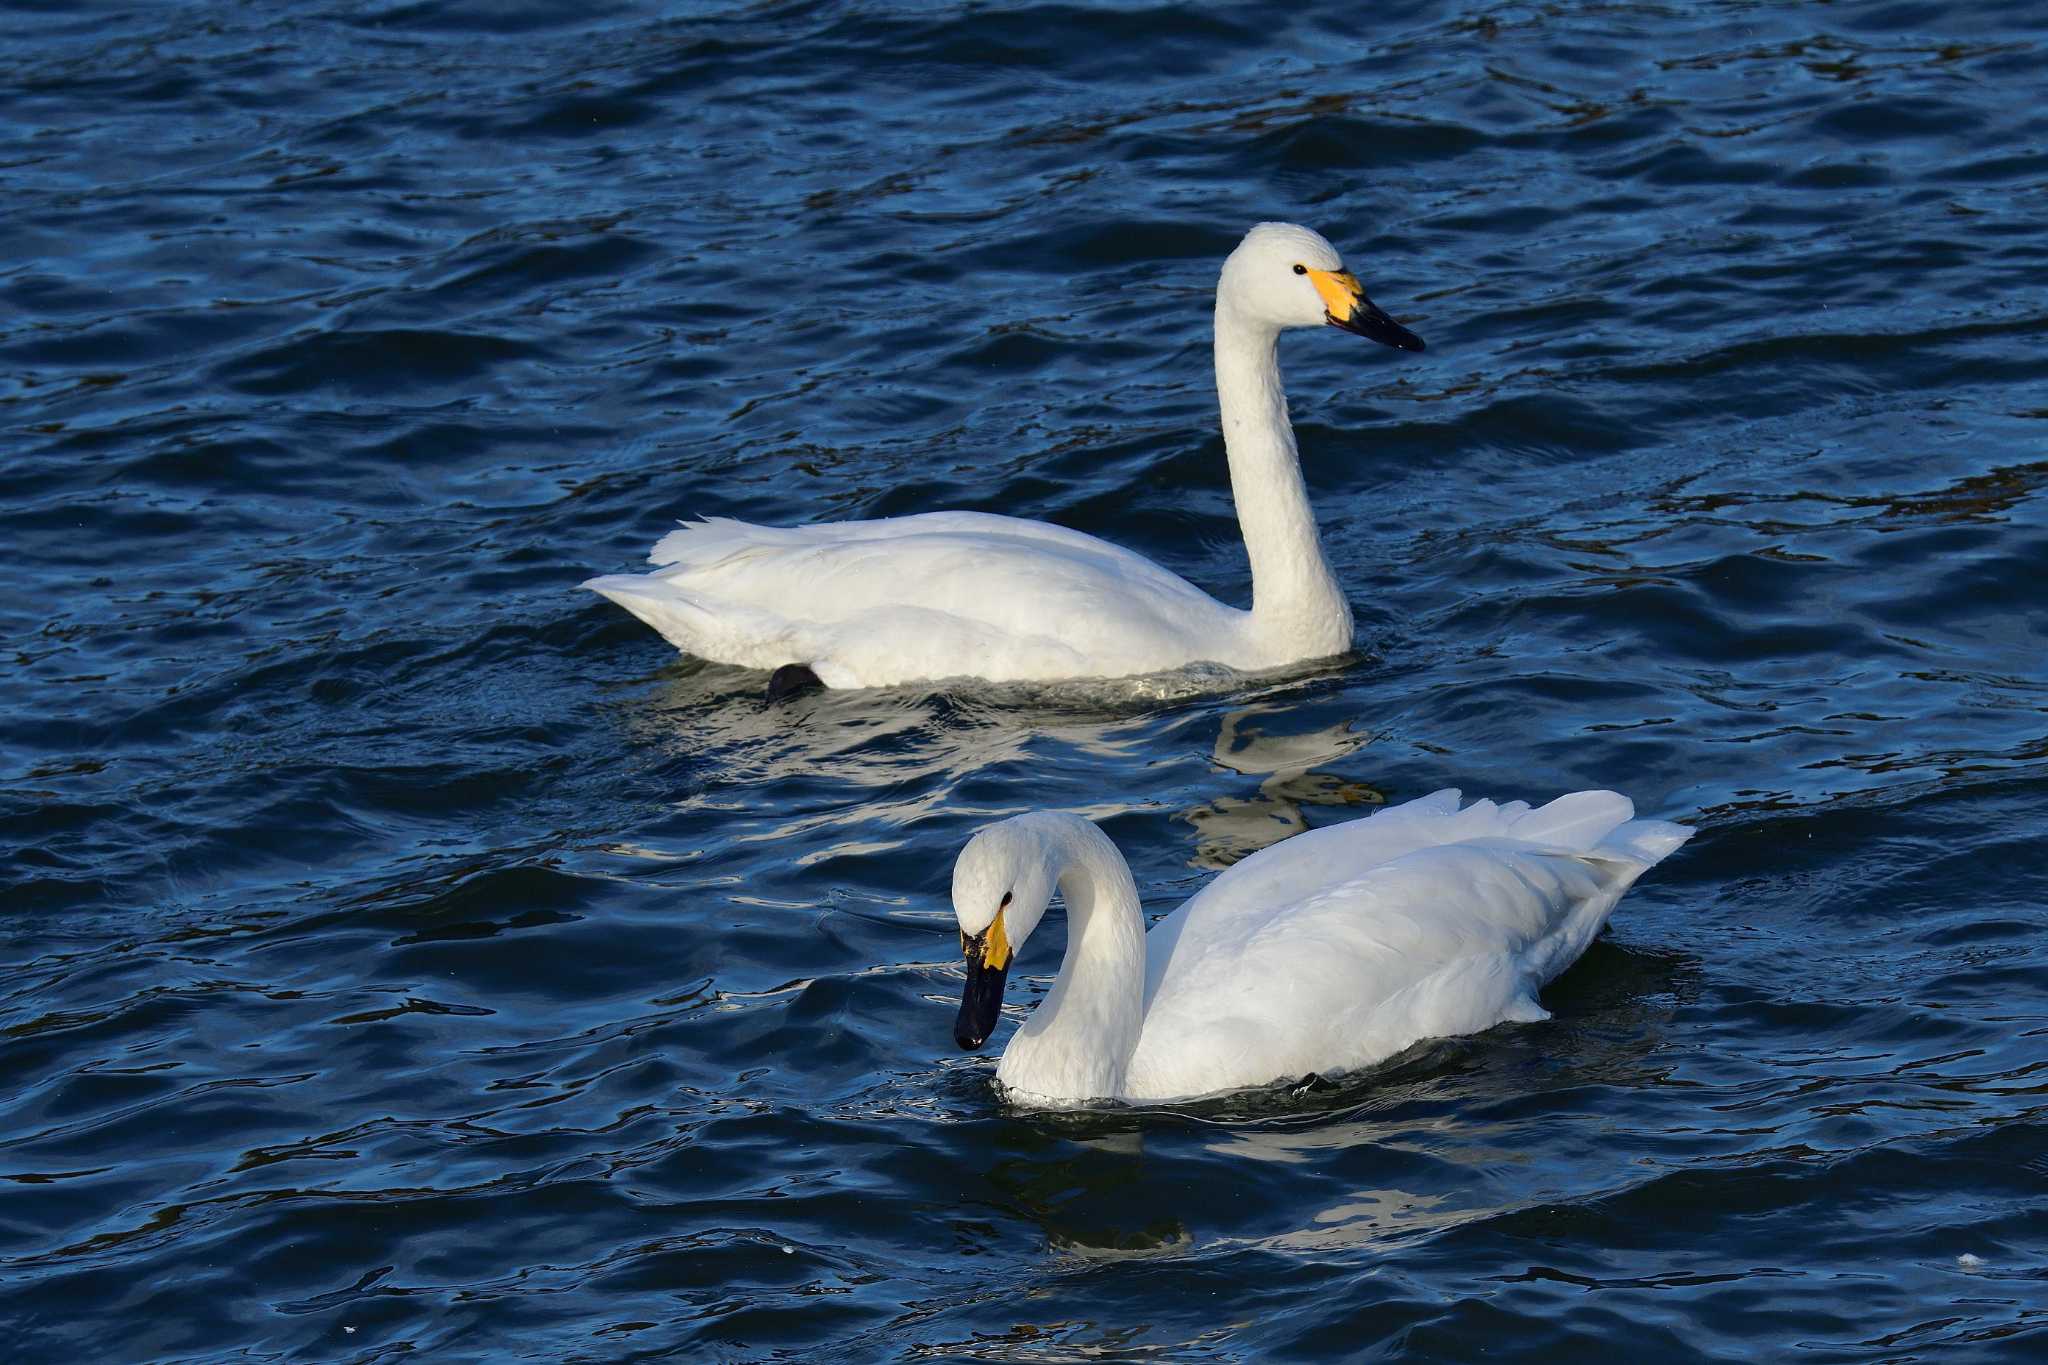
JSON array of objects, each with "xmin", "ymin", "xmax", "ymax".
[
  {"xmin": 1330, "ymin": 308, "xmax": 1426, "ymax": 353},
  {"xmin": 954, "ymin": 1025, "xmax": 987, "ymax": 1052}
]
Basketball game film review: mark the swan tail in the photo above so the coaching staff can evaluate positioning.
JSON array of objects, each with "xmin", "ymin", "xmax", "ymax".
[
  {"xmin": 584, "ymin": 572, "xmax": 718, "ymax": 644},
  {"xmin": 1387, "ymin": 789, "xmax": 1694, "ymax": 870},
  {"xmin": 1509, "ymin": 802, "xmax": 1694, "ymax": 989},
  {"xmin": 1503, "ymin": 789, "xmax": 1638, "ymax": 851},
  {"xmin": 1504, "ymin": 790, "xmax": 1694, "ymax": 869},
  {"xmin": 1392, "ymin": 788, "xmax": 1636, "ymax": 849},
  {"xmin": 1595, "ymin": 818, "xmax": 1695, "ymax": 868},
  {"xmin": 583, "ymin": 572, "xmax": 810, "ymax": 670}
]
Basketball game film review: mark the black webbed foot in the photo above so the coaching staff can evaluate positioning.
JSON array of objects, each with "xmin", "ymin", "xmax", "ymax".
[{"xmin": 765, "ymin": 663, "xmax": 824, "ymax": 703}]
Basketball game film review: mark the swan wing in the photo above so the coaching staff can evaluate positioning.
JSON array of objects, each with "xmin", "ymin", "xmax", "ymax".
[
  {"xmin": 585, "ymin": 513, "xmax": 1242, "ymax": 686},
  {"xmin": 647, "ymin": 511, "xmax": 1130, "ymax": 570},
  {"xmin": 1123, "ymin": 791, "xmax": 1693, "ymax": 1101}
]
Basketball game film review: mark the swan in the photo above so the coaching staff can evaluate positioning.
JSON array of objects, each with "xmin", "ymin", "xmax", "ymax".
[
  {"xmin": 584, "ymin": 222, "xmax": 1424, "ymax": 693},
  {"xmin": 948, "ymin": 789, "xmax": 1694, "ymax": 1108}
]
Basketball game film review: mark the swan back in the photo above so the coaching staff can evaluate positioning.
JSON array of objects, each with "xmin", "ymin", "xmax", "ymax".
[
  {"xmin": 587, "ymin": 222, "xmax": 1428, "ymax": 687},
  {"xmin": 1120, "ymin": 789, "xmax": 1694, "ymax": 1102}
]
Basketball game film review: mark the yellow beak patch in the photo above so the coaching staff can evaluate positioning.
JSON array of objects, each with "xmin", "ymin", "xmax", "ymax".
[
  {"xmin": 1306, "ymin": 267, "xmax": 1364, "ymax": 323},
  {"xmin": 962, "ymin": 906, "xmax": 1013, "ymax": 970}
]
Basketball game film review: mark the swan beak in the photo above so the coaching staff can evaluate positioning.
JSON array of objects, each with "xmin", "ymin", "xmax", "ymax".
[
  {"xmin": 1308, "ymin": 268, "xmax": 1426, "ymax": 353},
  {"xmin": 953, "ymin": 908, "xmax": 1013, "ymax": 1051}
]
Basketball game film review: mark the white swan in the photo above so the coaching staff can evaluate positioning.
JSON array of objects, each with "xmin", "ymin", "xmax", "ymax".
[
  {"xmin": 948, "ymin": 789, "xmax": 1694, "ymax": 1108},
  {"xmin": 584, "ymin": 222, "xmax": 1424, "ymax": 692}
]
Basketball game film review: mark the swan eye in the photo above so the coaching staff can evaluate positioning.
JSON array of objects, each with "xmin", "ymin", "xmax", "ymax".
[
  {"xmin": 1292, "ymin": 263, "xmax": 1307, "ymax": 276},
  {"xmin": 999, "ymin": 891, "xmax": 1013, "ymax": 909}
]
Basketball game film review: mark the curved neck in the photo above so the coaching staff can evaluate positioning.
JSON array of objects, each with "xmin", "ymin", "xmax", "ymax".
[
  {"xmin": 1213, "ymin": 302, "xmax": 1352, "ymax": 659},
  {"xmin": 995, "ymin": 820, "xmax": 1146, "ymax": 1104}
]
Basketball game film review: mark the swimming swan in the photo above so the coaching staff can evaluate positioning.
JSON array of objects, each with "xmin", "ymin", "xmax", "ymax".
[
  {"xmin": 584, "ymin": 222, "xmax": 1424, "ymax": 691},
  {"xmin": 948, "ymin": 789, "xmax": 1693, "ymax": 1107}
]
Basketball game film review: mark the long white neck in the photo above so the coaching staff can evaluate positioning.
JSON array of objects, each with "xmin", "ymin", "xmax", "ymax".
[
  {"xmin": 994, "ymin": 819, "xmax": 1147, "ymax": 1105},
  {"xmin": 1213, "ymin": 301, "xmax": 1353, "ymax": 661}
]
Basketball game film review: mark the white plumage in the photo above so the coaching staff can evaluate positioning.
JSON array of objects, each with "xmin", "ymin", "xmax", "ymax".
[
  {"xmin": 947, "ymin": 789, "xmax": 1693, "ymax": 1108},
  {"xmin": 584, "ymin": 222, "xmax": 1425, "ymax": 688}
]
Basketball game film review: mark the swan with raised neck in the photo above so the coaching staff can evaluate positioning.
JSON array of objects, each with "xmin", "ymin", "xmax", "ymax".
[
  {"xmin": 583, "ymin": 221, "xmax": 1426, "ymax": 691},
  {"xmin": 1214, "ymin": 222, "xmax": 1423, "ymax": 660}
]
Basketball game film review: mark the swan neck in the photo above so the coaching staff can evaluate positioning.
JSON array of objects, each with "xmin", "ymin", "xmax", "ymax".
[
  {"xmin": 1213, "ymin": 303, "xmax": 1351, "ymax": 659},
  {"xmin": 998, "ymin": 821, "xmax": 1146, "ymax": 1103}
]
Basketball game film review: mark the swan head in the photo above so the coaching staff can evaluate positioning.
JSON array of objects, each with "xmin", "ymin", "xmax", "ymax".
[
  {"xmin": 1219, "ymin": 221, "xmax": 1425, "ymax": 352},
  {"xmin": 949, "ymin": 815, "xmax": 1061, "ymax": 1051}
]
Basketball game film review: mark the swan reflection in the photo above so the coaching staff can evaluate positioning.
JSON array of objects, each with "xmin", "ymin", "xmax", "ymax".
[
  {"xmin": 600, "ymin": 662, "xmax": 1172, "ymax": 865},
  {"xmin": 1181, "ymin": 703, "xmax": 1383, "ymax": 867},
  {"xmin": 960, "ymin": 941, "xmax": 1697, "ymax": 1261}
]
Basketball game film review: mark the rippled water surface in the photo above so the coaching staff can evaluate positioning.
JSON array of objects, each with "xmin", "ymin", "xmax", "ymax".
[{"xmin": 6, "ymin": 0, "xmax": 2048, "ymax": 1359}]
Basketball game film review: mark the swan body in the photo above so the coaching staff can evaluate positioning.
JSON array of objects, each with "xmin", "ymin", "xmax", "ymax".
[
  {"xmin": 585, "ymin": 222, "xmax": 1424, "ymax": 688},
  {"xmin": 948, "ymin": 790, "xmax": 1693, "ymax": 1108}
]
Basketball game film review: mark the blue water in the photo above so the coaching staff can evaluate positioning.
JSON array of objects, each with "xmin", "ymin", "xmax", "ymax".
[{"xmin": 5, "ymin": 1, "xmax": 2047, "ymax": 1359}]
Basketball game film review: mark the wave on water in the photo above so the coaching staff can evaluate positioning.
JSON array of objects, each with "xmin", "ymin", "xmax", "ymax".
[{"xmin": 3, "ymin": 0, "xmax": 2046, "ymax": 1359}]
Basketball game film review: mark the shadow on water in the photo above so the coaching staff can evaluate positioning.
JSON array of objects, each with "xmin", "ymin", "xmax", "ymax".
[
  {"xmin": 897, "ymin": 940, "xmax": 1701, "ymax": 1263},
  {"xmin": 597, "ymin": 655, "xmax": 1375, "ymax": 859}
]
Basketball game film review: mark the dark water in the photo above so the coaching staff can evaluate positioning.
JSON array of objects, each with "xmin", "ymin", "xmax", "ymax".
[{"xmin": 5, "ymin": 0, "xmax": 2047, "ymax": 1358}]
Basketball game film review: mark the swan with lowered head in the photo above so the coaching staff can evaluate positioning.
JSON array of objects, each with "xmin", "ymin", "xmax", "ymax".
[
  {"xmin": 949, "ymin": 789, "xmax": 1693, "ymax": 1108},
  {"xmin": 584, "ymin": 223, "xmax": 1423, "ymax": 692}
]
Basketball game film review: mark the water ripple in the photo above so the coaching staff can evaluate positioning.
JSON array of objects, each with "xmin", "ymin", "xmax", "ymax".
[{"xmin": 4, "ymin": 0, "xmax": 2047, "ymax": 1358}]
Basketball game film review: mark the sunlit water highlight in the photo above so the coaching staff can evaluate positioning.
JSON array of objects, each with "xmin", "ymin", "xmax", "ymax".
[{"xmin": 3, "ymin": 1, "xmax": 2046, "ymax": 1359}]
